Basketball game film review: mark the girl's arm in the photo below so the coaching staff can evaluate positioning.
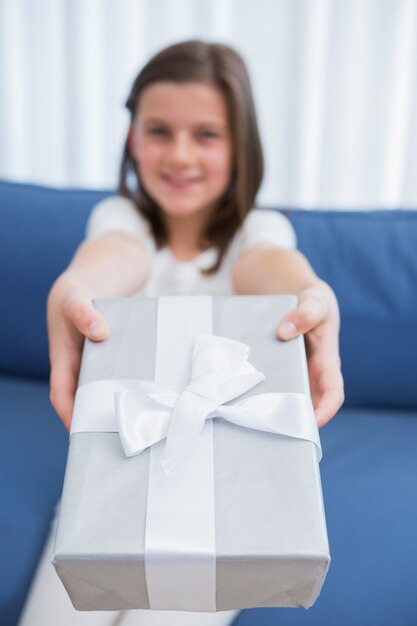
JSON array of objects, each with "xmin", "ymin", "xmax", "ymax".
[
  {"xmin": 232, "ymin": 245, "xmax": 344, "ymax": 428},
  {"xmin": 47, "ymin": 232, "xmax": 150, "ymax": 431}
]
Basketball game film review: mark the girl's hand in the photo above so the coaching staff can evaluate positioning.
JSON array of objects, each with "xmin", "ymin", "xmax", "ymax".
[
  {"xmin": 46, "ymin": 232, "xmax": 150, "ymax": 431},
  {"xmin": 233, "ymin": 246, "xmax": 343, "ymax": 426},
  {"xmin": 47, "ymin": 272, "xmax": 109, "ymax": 431},
  {"xmin": 276, "ymin": 282, "xmax": 344, "ymax": 428}
]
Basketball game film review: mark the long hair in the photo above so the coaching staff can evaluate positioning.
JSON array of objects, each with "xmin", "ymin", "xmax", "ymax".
[{"xmin": 118, "ymin": 40, "xmax": 264, "ymax": 274}]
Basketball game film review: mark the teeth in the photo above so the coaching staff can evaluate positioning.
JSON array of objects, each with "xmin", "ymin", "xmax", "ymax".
[{"xmin": 165, "ymin": 175, "xmax": 196, "ymax": 183}]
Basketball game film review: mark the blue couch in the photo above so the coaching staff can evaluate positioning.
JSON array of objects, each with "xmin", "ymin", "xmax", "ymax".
[{"xmin": 1, "ymin": 179, "xmax": 417, "ymax": 626}]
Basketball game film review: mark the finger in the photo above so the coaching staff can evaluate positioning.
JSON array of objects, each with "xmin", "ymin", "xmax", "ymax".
[
  {"xmin": 276, "ymin": 296, "xmax": 328, "ymax": 341},
  {"xmin": 63, "ymin": 290, "xmax": 109, "ymax": 341},
  {"xmin": 314, "ymin": 372, "xmax": 345, "ymax": 428},
  {"xmin": 49, "ymin": 321, "xmax": 85, "ymax": 430},
  {"xmin": 50, "ymin": 384, "xmax": 74, "ymax": 432},
  {"xmin": 307, "ymin": 342, "xmax": 344, "ymax": 427},
  {"xmin": 50, "ymin": 358, "xmax": 80, "ymax": 431}
]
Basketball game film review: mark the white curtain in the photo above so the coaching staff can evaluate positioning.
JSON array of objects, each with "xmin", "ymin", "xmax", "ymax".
[{"xmin": 0, "ymin": 0, "xmax": 416, "ymax": 209}]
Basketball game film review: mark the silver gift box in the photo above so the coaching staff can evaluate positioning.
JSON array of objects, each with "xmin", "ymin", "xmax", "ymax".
[{"xmin": 53, "ymin": 295, "xmax": 330, "ymax": 611}]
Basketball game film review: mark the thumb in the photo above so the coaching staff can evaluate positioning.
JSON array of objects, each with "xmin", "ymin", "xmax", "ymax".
[
  {"xmin": 276, "ymin": 293, "xmax": 328, "ymax": 341},
  {"xmin": 63, "ymin": 289, "xmax": 109, "ymax": 341}
]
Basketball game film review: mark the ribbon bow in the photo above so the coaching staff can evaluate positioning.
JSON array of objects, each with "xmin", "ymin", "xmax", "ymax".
[{"xmin": 115, "ymin": 334, "xmax": 320, "ymax": 474}]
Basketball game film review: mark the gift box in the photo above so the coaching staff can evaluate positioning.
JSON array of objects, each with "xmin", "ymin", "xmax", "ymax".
[{"xmin": 53, "ymin": 295, "xmax": 330, "ymax": 611}]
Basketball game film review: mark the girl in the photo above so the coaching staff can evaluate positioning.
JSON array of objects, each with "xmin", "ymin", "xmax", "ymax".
[{"xmin": 19, "ymin": 40, "xmax": 343, "ymax": 626}]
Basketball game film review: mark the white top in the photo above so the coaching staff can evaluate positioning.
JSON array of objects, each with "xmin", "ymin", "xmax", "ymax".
[{"xmin": 86, "ymin": 196, "xmax": 296, "ymax": 296}]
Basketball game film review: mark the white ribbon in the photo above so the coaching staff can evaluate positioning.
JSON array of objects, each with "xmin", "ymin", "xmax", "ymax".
[
  {"xmin": 115, "ymin": 333, "xmax": 321, "ymax": 473},
  {"xmin": 71, "ymin": 334, "xmax": 321, "ymax": 472}
]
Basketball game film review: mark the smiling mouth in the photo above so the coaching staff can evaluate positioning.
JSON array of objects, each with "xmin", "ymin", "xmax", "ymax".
[{"xmin": 162, "ymin": 174, "xmax": 201, "ymax": 189}]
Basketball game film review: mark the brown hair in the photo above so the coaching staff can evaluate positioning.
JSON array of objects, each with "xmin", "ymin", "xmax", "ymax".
[{"xmin": 118, "ymin": 39, "xmax": 264, "ymax": 274}]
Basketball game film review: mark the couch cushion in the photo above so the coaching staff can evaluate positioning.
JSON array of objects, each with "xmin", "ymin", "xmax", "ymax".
[
  {"xmin": 234, "ymin": 406, "xmax": 417, "ymax": 626},
  {"xmin": 0, "ymin": 180, "xmax": 111, "ymax": 379},
  {"xmin": 0, "ymin": 374, "xmax": 68, "ymax": 626},
  {"xmin": 289, "ymin": 210, "xmax": 417, "ymax": 409},
  {"xmin": 3, "ymin": 384, "xmax": 416, "ymax": 626}
]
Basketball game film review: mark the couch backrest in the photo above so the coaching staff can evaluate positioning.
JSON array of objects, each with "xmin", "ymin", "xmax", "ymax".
[
  {"xmin": 289, "ymin": 210, "xmax": 417, "ymax": 409},
  {"xmin": 0, "ymin": 180, "xmax": 110, "ymax": 381},
  {"xmin": 1, "ymin": 180, "xmax": 416, "ymax": 408}
]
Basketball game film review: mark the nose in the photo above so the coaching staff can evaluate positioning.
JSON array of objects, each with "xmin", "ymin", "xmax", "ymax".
[{"xmin": 167, "ymin": 132, "xmax": 195, "ymax": 166}]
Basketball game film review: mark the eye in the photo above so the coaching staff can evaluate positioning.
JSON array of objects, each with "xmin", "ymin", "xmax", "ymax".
[
  {"xmin": 147, "ymin": 127, "xmax": 169, "ymax": 137},
  {"xmin": 201, "ymin": 130, "xmax": 218, "ymax": 139},
  {"xmin": 198, "ymin": 130, "xmax": 218, "ymax": 140}
]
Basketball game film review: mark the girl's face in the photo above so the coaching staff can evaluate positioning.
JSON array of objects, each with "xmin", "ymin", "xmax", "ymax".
[{"xmin": 129, "ymin": 81, "xmax": 233, "ymax": 227}]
